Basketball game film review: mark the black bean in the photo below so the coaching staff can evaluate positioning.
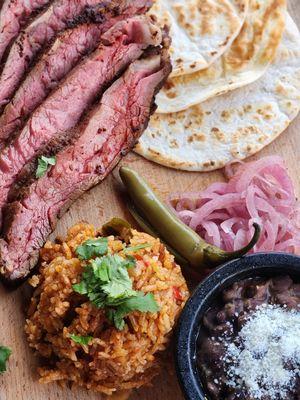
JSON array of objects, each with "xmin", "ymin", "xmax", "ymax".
[
  {"xmin": 207, "ymin": 382, "xmax": 220, "ymax": 399},
  {"xmin": 243, "ymin": 284, "xmax": 257, "ymax": 298},
  {"xmin": 216, "ymin": 310, "xmax": 227, "ymax": 324},
  {"xmin": 270, "ymin": 275, "xmax": 293, "ymax": 293}
]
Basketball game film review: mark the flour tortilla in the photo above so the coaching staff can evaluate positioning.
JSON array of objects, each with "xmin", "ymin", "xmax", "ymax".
[
  {"xmin": 156, "ymin": 0, "xmax": 286, "ymax": 113},
  {"xmin": 135, "ymin": 14, "xmax": 300, "ymax": 172},
  {"xmin": 149, "ymin": 0, "xmax": 249, "ymax": 78}
]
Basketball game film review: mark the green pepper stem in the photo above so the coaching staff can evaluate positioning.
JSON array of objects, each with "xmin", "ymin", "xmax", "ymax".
[{"xmin": 202, "ymin": 223, "xmax": 261, "ymax": 267}]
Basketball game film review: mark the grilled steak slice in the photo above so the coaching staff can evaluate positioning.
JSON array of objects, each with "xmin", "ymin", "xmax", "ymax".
[
  {"xmin": 0, "ymin": 48, "xmax": 171, "ymax": 281},
  {"xmin": 0, "ymin": 18, "xmax": 123, "ymax": 147},
  {"xmin": 0, "ymin": 16, "xmax": 161, "ymax": 225},
  {"xmin": 0, "ymin": 0, "xmax": 51, "ymax": 63},
  {"xmin": 0, "ymin": 0, "xmax": 152, "ymax": 107}
]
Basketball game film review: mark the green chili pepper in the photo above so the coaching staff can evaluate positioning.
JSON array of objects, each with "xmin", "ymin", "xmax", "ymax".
[
  {"xmin": 119, "ymin": 166, "xmax": 261, "ymax": 270},
  {"xmin": 102, "ymin": 217, "xmax": 131, "ymax": 236},
  {"xmin": 127, "ymin": 202, "xmax": 190, "ymax": 268}
]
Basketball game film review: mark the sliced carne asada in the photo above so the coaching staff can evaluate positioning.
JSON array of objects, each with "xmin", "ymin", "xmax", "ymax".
[
  {"xmin": 0, "ymin": 19, "xmax": 123, "ymax": 147},
  {"xmin": 0, "ymin": 0, "xmax": 152, "ymax": 107},
  {"xmin": 0, "ymin": 15, "xmax": 161, "ymax": 225},
  {"xmin": 0, "ymin": 47, "xmax": 171, "ymax": 281},
  {"xmin": 0, "ymin": 0, "xmax": 51, "ymax": 64}
]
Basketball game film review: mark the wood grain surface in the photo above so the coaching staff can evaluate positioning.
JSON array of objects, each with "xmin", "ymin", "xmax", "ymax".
[{"xmin": 1, "ymin": 2, "xmax": 299, "ymax": 399}]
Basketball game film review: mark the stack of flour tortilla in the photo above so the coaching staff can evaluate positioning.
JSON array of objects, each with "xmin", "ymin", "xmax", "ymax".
[{"xmin": 136, "ymin": 0, "xmax": 300, "ymax": 171}]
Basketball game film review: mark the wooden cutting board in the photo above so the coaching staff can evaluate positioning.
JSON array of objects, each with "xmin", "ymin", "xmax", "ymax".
[{"xmin": 1, "ymin": 2, "xmax": 299, "ymax": 399}]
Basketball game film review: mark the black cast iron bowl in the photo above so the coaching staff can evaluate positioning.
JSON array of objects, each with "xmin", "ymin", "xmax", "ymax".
[{"xmin": 175, "ymin": 252, "xmax": 300, "ymax": 400}]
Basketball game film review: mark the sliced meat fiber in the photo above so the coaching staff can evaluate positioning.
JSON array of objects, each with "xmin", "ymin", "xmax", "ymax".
[
  {"xmin": 0, "ymin": 18, "xmax": 123, "ymax": 147},
  {"xmin": 0, "ymin": 48, "xmax": 171, "ymax": 281},
  {"xmin": 0, "ymin": 0, "xmax": 51, "ymax": 64},
  {"xmin": 0, "ymin": 15, "xmax": 162, "ymax": 225},
  {"xmin": 0, "ymin": 0, "xmax": 152, "ymax": 107}
]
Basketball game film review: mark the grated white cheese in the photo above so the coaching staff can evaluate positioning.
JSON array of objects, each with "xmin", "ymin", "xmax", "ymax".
[{"xmin": 222, "ymin": 304, "xmax": 300, "ymax": 399}]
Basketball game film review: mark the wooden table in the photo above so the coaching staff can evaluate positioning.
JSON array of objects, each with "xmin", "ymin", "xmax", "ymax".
[{"xmin": 1, "ymin": 2, "xmax": 299, "ymax": 399}]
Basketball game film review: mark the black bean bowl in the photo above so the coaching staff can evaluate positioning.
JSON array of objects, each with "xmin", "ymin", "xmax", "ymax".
[{"xmin": 175, "ymin": 252, "xmax": 300, "ymax": 400}]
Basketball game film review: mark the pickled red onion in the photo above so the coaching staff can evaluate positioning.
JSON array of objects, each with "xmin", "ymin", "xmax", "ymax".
[{"xmin": 169, "ymin": 156, "xmax": 300, "ymax": 254}]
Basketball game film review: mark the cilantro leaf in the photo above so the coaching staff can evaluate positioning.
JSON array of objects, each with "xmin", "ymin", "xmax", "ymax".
[
  {"xmin": 108, "ymin": 293, "xmax": 159, "ymax": 330},
  {"xmin": 36, "ymin": 155, "xmax": 56, "ymax": 178},
  {"xmin": 70, "ymin": 334, "xmax": 93, "ymax": 346},
  {"xmin": 107, "ymin": 309, "xmax": 126, "ymax": 331},
  {"xmin": 124, "ymin": 243, "xmax": 151, "ymax": 253},
  {"xmin": 75, "ymin": 238, "xmax": 108, "ymax": 260},
  {"xmin": 73, "ymin": 252, "xmax": 160, "ymax": 331},
  {"xmin": 95, "ymin": 255, "xmax": 134, "ymax": 298},
  {"xmin": 92, "ymin": 257, "xmax": 111, "ymax": 282},
  {"xmin": 120, "ymin": 292, "xmax": 159, "ymax": 313},
  {"xmin": 0, "ymin": 346, "xmax": 12, "ymax": 374},
  {"xmin": 72, "ymin": 280, "xmax": 88, "ymax": 294}
]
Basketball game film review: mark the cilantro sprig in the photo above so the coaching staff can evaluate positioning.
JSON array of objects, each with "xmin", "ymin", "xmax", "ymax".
[
  {"xmin": 70, "ymin": 334, "xmax": 93, "ymax": 346},
  {"xmin": 36, "ymin": 155, "xmax": 56, "ymax": 178},
  {"xmin": 75, "ymin": 238, "xmax": 108, "ymax": 260},
  {"xmin": 0, "ymin": 346, "xmax": 12, "ymax": 374},
  {"xmin": 107, "ymin": 292, "xmax": 159, "ymax": 330},
  {"xmin": 73, "ymin": 242, "xmax": 159, "ymax": 330}
]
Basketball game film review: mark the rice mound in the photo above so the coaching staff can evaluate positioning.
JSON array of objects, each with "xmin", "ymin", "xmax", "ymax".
[{"xmin": 25, "ymin": 222, "xmax": 189, "ymax": 395}]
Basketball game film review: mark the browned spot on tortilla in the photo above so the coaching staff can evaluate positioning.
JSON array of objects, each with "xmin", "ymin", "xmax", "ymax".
[
  {"xmin": 238, "ymin": 0, "xmax": 246, "ymax": 12},
  {"xmin": 164, "ymin": 80, "xmax": 175, "ymax": 91},
  {"xmin": 231, "ymin": 147, "xmax": 241, "ymax": 157},
  {"xmin": 203, "ymin": 160, "xmax": 216, "ymax": 168},
  {"xmin": 221, "ymin": 110, "xmax": 231, "ymax": 121},
  {"xmin": 232, "ymin": 126, "xmax": 262, "ymax": 144},
  {"xmin": 188, "ymin": 104, "xmax": 204, "ymax": 123},
  {"xmin": 243, "ymin": 104, "xmax": 253, "ymax": 113},
  {"xmin": 175, "ymin": 60, "xmax": 184, "ymax": 69},
  {"xmin": 184, "ymin": 121, "xmax": 193, "ymax": 129},
  {"xmin": 276, "ymin": 83, "xmax": 289, "ymax": 96},
  {"xmin": 258, "ymin": 134, "xmax": 269, "ymax": 143},
  {"xmin": 188, "ymin": 133, "xmax": 206, "ymax": 143},
  {"xmin": 166, "ymin": 91, "xmax": 177, "ymax": 99},
  {"xmin": 257, "ymin": 106, "xmax": 274, "ymax": 120},
  {"xmin": 221, "ymin": 36, "xmax": 230, "ymax": 47},
  {"xmin": 148, "ymin": 148, "xmax": 161, "ymax": 156},
  {"xmin": 211, "ymin": 127, "xmax": 226, "ymax": 142},
  {"xmin": 169, "ymin": 139, "xmax": 179, "ymax": 148}
]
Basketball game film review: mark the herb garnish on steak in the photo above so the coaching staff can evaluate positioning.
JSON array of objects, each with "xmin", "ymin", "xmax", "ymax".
[{"xmin": 36, "ymin": 156, "xmax": 56, "ymax": 178}]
